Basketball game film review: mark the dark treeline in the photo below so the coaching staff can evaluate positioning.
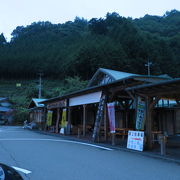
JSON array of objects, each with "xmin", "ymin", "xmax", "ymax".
[{"xmin": 0, "ymin": 9, "xmax": 180, "ymax": 80}]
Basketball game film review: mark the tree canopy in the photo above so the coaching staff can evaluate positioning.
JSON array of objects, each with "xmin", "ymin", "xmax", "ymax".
[{"xmin": 0, "ymin": 9, "xmax": 179, "ymax": 80}]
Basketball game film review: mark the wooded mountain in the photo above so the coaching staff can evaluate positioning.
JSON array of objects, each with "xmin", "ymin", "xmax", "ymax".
[{"xmin": 0, "ymin": 9, "xmax": 179, "ymax": 80}]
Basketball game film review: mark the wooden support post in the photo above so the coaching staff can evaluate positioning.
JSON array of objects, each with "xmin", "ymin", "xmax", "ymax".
[
  {"xmin": 125, "ymin": 100, "xmax": 130, "ymax": 128},
  {"xmin": 104, "ymin": 103, "xmax": 107, "ymax": 141},
  {"xmin": 77, "ymin": 128, "xmax": 80, "ymax": 138},
  {"xmin": 67, "ymin": 107, "xmax": 71, "ymax": 135},
  {"xmin": 112, "ymin": 133, "xmax": 115, "ymax": 146},
  {"xmin": 146, "ymin": 97, "xmax": 153, "ymax": 149},
  {"xmin": 43, "ymin": 108, "xmax": 47, "ymax": 131},
  {"xmin": 55, "ymin": 108, "xmax": 60, "ymax": 133},
  {"xmin": 83, "ymin": 105, "xmax": 87, "ymax": 137},
  {"xmin": 126, "ymin": 90, "xmax": 135, "ymax": 100}
]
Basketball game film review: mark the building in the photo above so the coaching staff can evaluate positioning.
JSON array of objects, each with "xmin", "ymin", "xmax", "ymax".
[
  {"xmin": 39, "ymin": 68, "xmax": 180, "ymax": 150},
  {"xmin": 28, "ymin": 98, "xmax": 47, "ymax": 129},
  {"xmin": 0, "ymin": 97, "xmax": 14, "ymax": 124}
]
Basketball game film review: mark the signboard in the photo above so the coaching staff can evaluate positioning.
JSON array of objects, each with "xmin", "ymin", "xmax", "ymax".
[
  {"xmin": 47, "ymin": 100, "xmax": 67, "ymax": 109},
  {"xmin": 136, "ymin": 97, "xmax": 146, "ymax": 130},
  {"xmin": 16, "ymin": 83, "xmax": 21, "ymax": 87},
  {"xmin": 107, "ymin": 103, "xmax": 115, "ymax": 133},
  {"xmin": 46, "ymin": 111, "xmax": 53, "ymax": 126},
  {"xmin": 69, "ymin": 91, "xmax": 102, "ymax": 106},
  {"xmin": 127, "ymin": 130, "xmax": 144, "ymax": 151},
  {"xmin": 92, "ymin": 94, "xmax": 106, "ymax": 141},
  {"xmin": 61, "ymin": 109, "xmax": 67, "ymax": 128},
  {"xmin": 60, "ymin": 109, "xmax": 67, "ymax": 134}
]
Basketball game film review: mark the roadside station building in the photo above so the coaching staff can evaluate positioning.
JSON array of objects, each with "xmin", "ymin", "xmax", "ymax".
[{"xmin": 40, "ymin": 68, "xmax": 180, "ymax": 150}]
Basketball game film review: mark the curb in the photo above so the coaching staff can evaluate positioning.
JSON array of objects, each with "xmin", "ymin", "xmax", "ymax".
[{"xmin": 28, "ymin": 129, "xmax": 180, "ymax": 165}]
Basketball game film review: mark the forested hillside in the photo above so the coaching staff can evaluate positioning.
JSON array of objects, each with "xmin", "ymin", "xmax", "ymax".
[{"xmin": 0, "ymin": 9, "xmax": 179, "ymax": 80}]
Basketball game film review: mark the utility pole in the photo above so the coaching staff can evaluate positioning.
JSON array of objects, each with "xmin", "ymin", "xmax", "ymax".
[
  {"xmin": 38, "ymin": 73, "xmax": 43, "ymax": 99},
  {"xmin": 145, "ymin": 60, "xmax": 152, "ymax": 76}
]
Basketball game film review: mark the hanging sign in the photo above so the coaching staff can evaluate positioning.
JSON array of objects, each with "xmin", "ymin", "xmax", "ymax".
[
  {"xmin": 127, "ymin": 130, "xmax": 144, "ymax": 151},
  {"xmin": 136, "ymin": 97, "xmax": 146, "ymax": 130},
  {"xmin": 47, "ymin": 100, "xmax": 67, "ymax": 109},
  {"xmin": 47, "ymin": 111, "xmax": 53, "ymax": 126},
  {"xmin": 107, "ymin": 103, "xmax": 116, "ymax": 133},
  {"xmin": 69, "ymin": 91, "xmax": 102, "ymax": 106}
]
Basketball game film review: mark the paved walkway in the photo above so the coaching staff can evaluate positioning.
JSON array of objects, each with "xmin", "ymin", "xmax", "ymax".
[{"xmin": 36, "ymin": 129, "xmax": 180, "ymax": 164}]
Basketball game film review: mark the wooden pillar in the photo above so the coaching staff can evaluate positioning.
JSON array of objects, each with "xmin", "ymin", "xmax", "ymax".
[
  {"xmin": 67, "ymin": 107, "xmax": 71, "ymax": 135},
  {"xmin": 55, "ymin": 108, "xmax": 60, "ymax": 133},
  {"xmin": 146, "ymin": 97, "xmax": 153, "ymax": 149},
  {"xmin": 36, "ymin": 111, "xmax": 38, "ymax": 122},
  {"xmin": 38, "ymin": 111, "xmax": 40, "ymax": 123},
  {"xmin": 104, "ymin": 103, "xmax": 107, "ymax": 141},
  {"xmin": 125, "ymin": 100, "xmax": 129, "ymax": 128},
  {"xmin": 83, "ymin": 105, "xmax": 87, "ymax": 137},
  {"xmin": 43, "ymin": 107, "xmax": 47, "ymax": 131}
]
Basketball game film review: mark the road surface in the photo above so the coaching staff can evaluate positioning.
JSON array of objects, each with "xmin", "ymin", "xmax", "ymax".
[{"xmin": 0, "ymin": 126, "xmax": 179, "ymax": 180}]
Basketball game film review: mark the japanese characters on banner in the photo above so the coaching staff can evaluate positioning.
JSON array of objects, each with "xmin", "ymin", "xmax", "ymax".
[
  {"xmin": 47, "ymin": 100, "xmax": 67, "ymax": 109},
  {"xmin": 61, "ymin": 109, "xmax": 67, "ymax": 127},
  {"xmin": 92, "ymin": 95, "xmax": 106, "ymax": 140},
  {"xmin": 136, "ymin": 96, "xmax": 146, "ymax": 130},
  {"xmin": 127, "ymin": 131, "xmax": 144, "ymax": 151},
  {"xmin": 107, "ymin": 103, "xmax": 115, "ymax": 133}
]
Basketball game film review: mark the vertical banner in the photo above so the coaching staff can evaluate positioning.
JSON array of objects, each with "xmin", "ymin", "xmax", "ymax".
[
  {"xmin": 136, "ymin": 97, "xmax": 146, "ymax": 130},
  {"xmin": 61, "ymin": 109, "xmax": 67, "ymax": 127},
  {"xmin": 47, "ymin": 111, "xmax": 53, "ymax": 126},
  {"xmin": 92, "ymin": 95, "xmax": 106, "ymax": 141},
  {"xmin": 107, "ymin": 103, "xmax": 116, "ymax": 133},
  {"xmin": 60, "ymin": 109, "xmax": 67, "ymax": 134}
]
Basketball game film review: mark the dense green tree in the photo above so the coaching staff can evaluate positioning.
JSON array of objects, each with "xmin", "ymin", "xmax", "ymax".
[
  {"xmin": 0, "ymin": 33, "xmax": 6, "ymax": 45},
  {"xmin": 0, "ymin": 10, "xmax": 179, "ymax": 79}
]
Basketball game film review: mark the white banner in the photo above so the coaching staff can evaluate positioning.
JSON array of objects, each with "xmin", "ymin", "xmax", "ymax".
[
  {"xmin": 69, "ymin": 91, "xmax": 102, "ymax": 106},
  {"xmin": 127, "ymin": 131, "xmax": 144, "ymax": 151},
  {"xmin": 107, "ymin": 103, "xmax": 115, "ymax": 133}
]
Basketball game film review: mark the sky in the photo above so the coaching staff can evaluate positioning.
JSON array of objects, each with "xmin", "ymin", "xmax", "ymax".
[{"xmin": 1, "ymin": 0, "xmax": 180, "ymax": 40}]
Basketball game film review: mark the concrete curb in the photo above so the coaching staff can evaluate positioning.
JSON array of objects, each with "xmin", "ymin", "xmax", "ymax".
[{"xmin": 28, "ymin": 129, "xmax": 180, "ymax": 165}]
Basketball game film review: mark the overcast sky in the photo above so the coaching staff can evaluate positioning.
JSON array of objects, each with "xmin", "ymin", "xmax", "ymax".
[{"xmin": 1, "ymin": 0, "xmax": 180, "ymax": 40}]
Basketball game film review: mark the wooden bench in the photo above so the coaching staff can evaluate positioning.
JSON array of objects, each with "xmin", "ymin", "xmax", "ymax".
[
  {"xmin": 75, "ymin": 125, "xmax": 93, "ymax": 136},
  {"xmin": 109, "ymin": 128, "xmax": 133, "ymax": 145},
  {"xmin": 152, "ymin": 131, "xmax": 163, "ymax": 144}
]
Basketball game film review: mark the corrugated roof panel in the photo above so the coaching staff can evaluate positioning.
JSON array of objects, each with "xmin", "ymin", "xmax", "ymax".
[
  {"xmin": 100, "ymin": 68, "xmax": 139, "ymax": 80},
  {"xmin": 0, "ymin": 106, "xmax": 11, "ymax": 112},
  {"xmin": 32, "ymin": 98, "xmax": 47, "ymax": 107}
]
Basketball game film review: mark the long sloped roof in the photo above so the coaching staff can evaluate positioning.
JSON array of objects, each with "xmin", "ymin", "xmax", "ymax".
[
  {"xmin": 126, "ymin": 78, "xmax": 180, "ymax": 99},
  {"xmin": 87, "ymin": 68, "xmax": 139, "ymax": 87},
  {"xmin": 87, "ymin": 68, "xmax": 171, "ymax": 87},
  {"xmin": 42, "ymin": 68, "xmax": 174, "ymax": 104}
]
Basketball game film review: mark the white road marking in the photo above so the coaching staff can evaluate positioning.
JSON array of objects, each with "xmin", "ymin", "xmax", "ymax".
[
  {"xmin": 0, "ymin": 131, "xmax": 24, "ymax": 133},
  {"xmin": 0, "ymin": 138, "xmax": 113, "ymax": 151},
  {"xmin": 12, "ymin": 166, "xmax": 32, "ymax": 174}
]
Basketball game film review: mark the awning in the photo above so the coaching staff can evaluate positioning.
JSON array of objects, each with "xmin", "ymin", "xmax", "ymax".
[{"xmin": 69, "ymin": 91, "xmax": 102, "ymax": 106}]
